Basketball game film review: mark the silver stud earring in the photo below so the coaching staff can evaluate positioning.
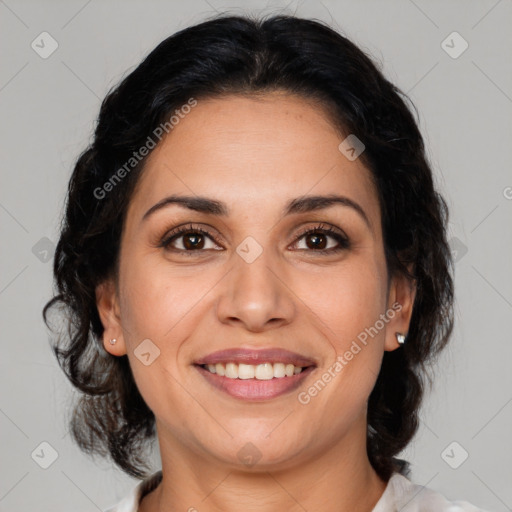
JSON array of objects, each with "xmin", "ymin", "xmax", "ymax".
[
  {"xmin": 396, "ymin": 332, "xmax": 406, "ymax": 345},
  {"xmin": 109, "ymin": 338, "xmax": 117, "ymax": 345}
]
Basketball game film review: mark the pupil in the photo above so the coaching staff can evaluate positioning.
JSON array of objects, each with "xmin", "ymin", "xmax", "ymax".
[
  {"xmin": 184, "ymin": 234, "xmax": 204, "ymax": 250},
  {"xmin": 308, "ymin": 233, "xmax": 326, "ymax": 249}
]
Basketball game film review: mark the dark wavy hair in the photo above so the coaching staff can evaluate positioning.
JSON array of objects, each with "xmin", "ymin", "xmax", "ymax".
[{"xmin": 43, "ymin": 12, "xmax": 454, "ymax": 481}]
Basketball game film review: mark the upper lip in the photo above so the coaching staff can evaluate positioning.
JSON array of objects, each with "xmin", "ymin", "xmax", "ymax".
[{"xmin": 194, "ymin": 348, "xmax": 317, "ymax": 367}]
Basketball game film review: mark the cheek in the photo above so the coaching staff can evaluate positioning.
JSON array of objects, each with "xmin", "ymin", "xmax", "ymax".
[
  {"xmin": 118, "ymin": 254, "xmax": 211, "ymax": 341},
  {"xmin": 297, "ymin": 256, "xmax": 388, "ymax": 346},
  {"xmin": 117, "ymin": 259, "xmax": 201, "ymax": 413}
]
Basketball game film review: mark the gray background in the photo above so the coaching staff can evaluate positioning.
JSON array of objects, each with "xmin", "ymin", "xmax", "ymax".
[{"xmin": 1, "ymin": 0, "xmax": 511, "ymax": 511}]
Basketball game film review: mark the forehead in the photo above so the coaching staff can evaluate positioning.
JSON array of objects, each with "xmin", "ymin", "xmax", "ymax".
[{"xmin": 126, "ymin": 92, "xmax": 380, "ymax": 228}]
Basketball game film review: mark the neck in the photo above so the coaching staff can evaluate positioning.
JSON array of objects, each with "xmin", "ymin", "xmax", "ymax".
[{"xmin": 139, "ymin": 418, "xmax": 388, "ymax": 512}]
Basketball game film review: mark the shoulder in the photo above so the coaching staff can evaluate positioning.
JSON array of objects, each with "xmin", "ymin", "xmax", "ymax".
[
  {"xmin": 103, "ymin": 470, "xmax": 163, "ymax": 512},
  {"xmin": 373, "ymin": 472, "xmax": 489, "ymax": 512}
]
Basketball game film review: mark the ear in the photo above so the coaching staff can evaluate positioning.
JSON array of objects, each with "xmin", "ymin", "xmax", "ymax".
[
  {"xmin": 384, "ymin": 265, "xmax": 416, "ymax": 352},
  {"xmin": 95, "ymin": 278, "xmax": 127, "ymax": 356}
]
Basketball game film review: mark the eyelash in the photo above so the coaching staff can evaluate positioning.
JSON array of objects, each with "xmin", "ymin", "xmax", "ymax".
[{"xmin": 158, "ymin": 222, "xmax": 350, "ymax": 257}]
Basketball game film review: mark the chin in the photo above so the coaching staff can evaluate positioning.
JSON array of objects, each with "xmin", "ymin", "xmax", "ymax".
[{"xmin": 205, "ymin": 434, "xmax": 311, "ymax": 472}]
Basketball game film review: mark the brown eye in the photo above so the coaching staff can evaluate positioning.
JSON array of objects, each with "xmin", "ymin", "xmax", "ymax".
[
  {"xmin": 293, "ymin": 224, "xmax": 350, "ymax": 254},
  {"xmin": 159, "ymin": 224, "xmax": 222, "ymax": 254},
  {"xmin": 304, "ymin": 232, "xmax": 329, "ymax": 250},
  {"xmin": 180, "ymin": 232, "xmax": 206, "ymax": 250}
]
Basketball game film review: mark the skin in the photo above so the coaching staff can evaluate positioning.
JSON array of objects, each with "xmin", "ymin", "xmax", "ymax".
[{"xmin": 96, "ymin": 91, "xmax": 416, "ymax": 512}]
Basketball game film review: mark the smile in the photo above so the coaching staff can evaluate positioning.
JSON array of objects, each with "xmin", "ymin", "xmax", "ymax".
[
  {"xmin": 195, "ymin": 363, "xmax": 315, "ymax": 401},
  {"xmin": 202, "ymin": 362, "xmax": 306, "ymax": 379}
]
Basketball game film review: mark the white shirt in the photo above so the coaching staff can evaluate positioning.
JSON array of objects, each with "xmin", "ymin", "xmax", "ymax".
[{"xmin": 104, "ymin": 470, "xmax": 489, "ymax": 511}]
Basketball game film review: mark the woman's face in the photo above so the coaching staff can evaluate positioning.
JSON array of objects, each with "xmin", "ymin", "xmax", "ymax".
[{"xmin": 98, "ymin": 91, "xmax": 414, "ymax": 470}]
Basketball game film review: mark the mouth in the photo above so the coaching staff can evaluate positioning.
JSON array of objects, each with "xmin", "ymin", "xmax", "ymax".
[
  {"xmin": 193, "ymin": 347, "xmax": 317, "ymax": 401},
  {"xmin": 197, "ymin": 361, "xmax": 310, "ymax": 379}
]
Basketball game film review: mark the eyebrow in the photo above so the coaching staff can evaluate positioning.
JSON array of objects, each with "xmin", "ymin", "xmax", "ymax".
[{"xmin": 142, "ymin": 193, "xmax": 371, "ymax": 230}]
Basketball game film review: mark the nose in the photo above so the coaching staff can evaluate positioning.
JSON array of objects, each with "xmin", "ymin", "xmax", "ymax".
[{"xmin": 215, "ymin": 249, "xmax": 296, "ymax": 333}]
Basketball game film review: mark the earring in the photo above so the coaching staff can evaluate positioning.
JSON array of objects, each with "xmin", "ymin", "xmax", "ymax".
[
  {"xmin": 109, "ymin": 338, "xmax": 117, "ymax": 345},
  {"xmin": 396, "ymin": 332, "xmax": 406, "ymax": 345}
]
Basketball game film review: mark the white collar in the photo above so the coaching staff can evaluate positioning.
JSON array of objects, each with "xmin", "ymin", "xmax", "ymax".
[{"xmin": 104, "ymin": 470, "xmax": 485, "ymax": 511}]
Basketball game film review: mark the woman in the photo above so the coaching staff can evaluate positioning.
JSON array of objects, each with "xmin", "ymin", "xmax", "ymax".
[{"xmin": 43, "ymin": 12, "xmax": 488, "ymax": 512}]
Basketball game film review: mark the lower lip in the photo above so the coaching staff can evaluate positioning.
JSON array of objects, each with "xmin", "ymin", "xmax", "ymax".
[{"xmin": 195, "ymin": 364, "xmax": 315, "ymax": 401}]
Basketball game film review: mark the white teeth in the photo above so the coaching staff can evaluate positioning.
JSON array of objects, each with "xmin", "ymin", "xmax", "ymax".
[
  {"xmin": 238, "ymin": 363, "xmax": 255, "ymax": 379},
  {"xmin": 215, "ymin": 363, "xmax": 225, "ymax": 376},
  {"xmin": 255, "ymin": 363, "xmax": 273, "ymax": 380},
  {"xmin": 273, "ymin": 363, "xmax": 286, "ymax": 378},
  {"xmin": 225, "ymin": 362, "xmax": 238, "ymax": 379},
  {"xmin": 202, "ymin": 362, "xmax": 307, "ymax": 379}
]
